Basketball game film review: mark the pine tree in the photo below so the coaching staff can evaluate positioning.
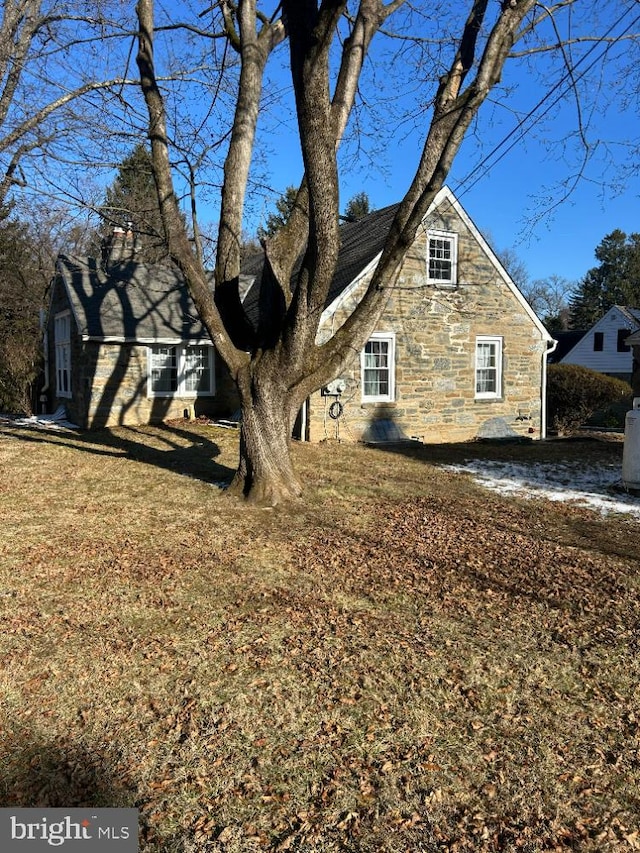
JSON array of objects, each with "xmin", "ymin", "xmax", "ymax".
[
  {"xmin": 570, "ymin": 230, "xmax": 640, "ymax": 328},
  {"xmin": 99, "ymin": 144, "xmax": 169, "ymax": 264},
  {"xmin": 257, "ymin": 186, "xmax": 298, "ymax": 240},
  {"xmin": 343, "ymin": 191, "xmax": 372, "ymax": 222}
]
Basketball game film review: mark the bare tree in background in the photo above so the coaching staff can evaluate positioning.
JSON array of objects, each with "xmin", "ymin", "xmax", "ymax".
[
  {"xmin": 496, "ymin": 246, "xmax": 574, "ymax": 330},
  {"xmin": 525, "ymin": 275, "xmax": 575, "ymax": 330},
  {"xmin": 135, "ymin": 0, "xmax": 639, "ymax": 504},
  {"xmin": 0, "ymin": 1, "xmax": 143, "ymax": 206}
]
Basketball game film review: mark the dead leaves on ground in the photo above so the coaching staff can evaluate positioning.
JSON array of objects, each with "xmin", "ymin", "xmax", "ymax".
[{"xmin": 3, "ymin": 460, "xmax": 640, "ymax": 851}]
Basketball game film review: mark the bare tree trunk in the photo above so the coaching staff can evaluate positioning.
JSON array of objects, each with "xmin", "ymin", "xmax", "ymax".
[{"xmin": 229, "ymin": 361, "xmax": 303, "ymax": 504}]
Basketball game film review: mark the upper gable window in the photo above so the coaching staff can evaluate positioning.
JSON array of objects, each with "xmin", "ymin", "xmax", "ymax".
[
  {"xmin": 428, "ymin": 231, "xmax": 458, "ymax": 286},
  {"xmin": 593, "ymin": 332, "xmax": 604, "ymax": 352},
  {"xmin": 617, "ymin": 329, "xmax": 631, "ymax": 352},
  {"xmin": 54, "ymin": 311, "xmax": 72, "ymax": 399},
  {"xmin": 148, "ymin": 345, "xmax": 215, "ymax": 397}
]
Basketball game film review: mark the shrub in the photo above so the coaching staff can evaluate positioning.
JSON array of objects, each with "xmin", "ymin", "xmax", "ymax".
[{"xmin": 547, "ymin": 364, "xmax": 632, "ymax": 434}]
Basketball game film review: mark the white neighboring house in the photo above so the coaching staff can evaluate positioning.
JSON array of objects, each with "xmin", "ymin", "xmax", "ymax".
[{"xmin": 560, "ymin": 305, "xmax": 640, "ymax": 382}]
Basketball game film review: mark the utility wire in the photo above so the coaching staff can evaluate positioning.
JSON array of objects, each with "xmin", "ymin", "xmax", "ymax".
[{"xmin": 453, "ymin": 5, "xmax": 640, "ymax": 200}]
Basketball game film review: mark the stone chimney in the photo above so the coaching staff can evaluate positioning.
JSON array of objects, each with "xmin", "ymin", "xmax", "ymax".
[{"xmin": 103, "ymin": 222, "xmax": 140, "ymax": 268}]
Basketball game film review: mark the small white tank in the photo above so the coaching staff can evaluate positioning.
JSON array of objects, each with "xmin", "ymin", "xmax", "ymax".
[{"xmin": 622, "ymin": 398, "xmax": 640, "ymax": 490}]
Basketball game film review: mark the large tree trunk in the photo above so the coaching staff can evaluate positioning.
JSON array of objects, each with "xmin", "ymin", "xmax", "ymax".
[{"xmin": 228, "ymin": 363, "xmax": 303, "ymax": 505}]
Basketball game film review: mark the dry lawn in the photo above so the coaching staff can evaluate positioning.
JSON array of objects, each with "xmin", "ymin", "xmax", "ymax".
[{"xmin": 0, "ymin": 421, "xmax": 639, "ymax": 852}]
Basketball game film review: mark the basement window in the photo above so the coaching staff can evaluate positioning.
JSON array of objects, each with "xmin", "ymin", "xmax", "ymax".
[{"xmin": 148, "ymin": 345, "xmax": 215, "ymax": 397}]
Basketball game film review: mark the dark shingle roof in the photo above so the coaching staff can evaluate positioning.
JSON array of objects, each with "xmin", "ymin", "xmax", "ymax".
[
  {"xmin": 241, "ymin": 203, "xmax": 400, "ymax": 328},
  {"xmin": 57, "ymin": 255, "xmax": 212, "ymax": 342},
  {"xmin": 616, "ymin": 305, "xmax": 640, "ymax": 328},
  {"xmin": 548, "ymin": 330, "xmax": 587, "ymax": 362}
]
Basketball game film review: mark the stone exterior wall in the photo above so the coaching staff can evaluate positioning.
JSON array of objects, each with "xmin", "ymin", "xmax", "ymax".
[
  {"xmin": 77, "ymin": 343, "xmax": 239, "ymax": 428},
  {"xmin": 309, "ymin": 198, "xmax": 547, "ymax": 444}
]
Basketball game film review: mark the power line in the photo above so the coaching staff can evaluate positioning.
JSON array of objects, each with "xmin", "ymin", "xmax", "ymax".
[{"xmin": 453, "ymin": 5, "xmax": 640, "ymax": 199}]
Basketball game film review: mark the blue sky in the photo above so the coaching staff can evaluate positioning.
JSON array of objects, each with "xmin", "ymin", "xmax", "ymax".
[
  {"xmin": 240, "ymin": 3, "xmax": 640, "ymax": 289},
  {"xmin": 249, "ymin": 85, "xmax": 639, "ymax": 289}
]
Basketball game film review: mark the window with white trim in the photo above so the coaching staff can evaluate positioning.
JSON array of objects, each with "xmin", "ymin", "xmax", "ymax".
[
  {"xmin": 428, "ymin": 231, "xmax": 458, "ymax": 285},
  {"xmin": 361, "ymin": 333, "xmax": 395, "ymax": 402},
  {"xmin": 54, "ymin": 311, "xmax": 72, "ymax": 398},
  {"xmin": 475, "ymin": 336, "xmax": 503, "ymax": 399},
  {"xmin": 148, "ymin": 345, "xmax": 215, "ymax": 397}
]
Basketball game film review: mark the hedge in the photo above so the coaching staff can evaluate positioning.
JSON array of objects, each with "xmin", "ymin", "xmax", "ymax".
[{"xmin": 547, "ymin": 364, "xmax": 632, "ymax": 434}]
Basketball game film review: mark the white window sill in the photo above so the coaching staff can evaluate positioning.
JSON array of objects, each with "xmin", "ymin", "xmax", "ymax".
[{"xmin": 147, "ymin": 392, "xmax": 215, "ymax": 399}]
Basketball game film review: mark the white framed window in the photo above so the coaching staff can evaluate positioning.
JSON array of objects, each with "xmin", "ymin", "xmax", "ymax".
[
  {"xmin": 475, "ymin": 336, "xmax": 503, "ymax": 399},
  {"xmin": 428, "ymin": 230, "xmax": 458, "ymax": 285},
  {"xmin": 148, "ymin": 345, "xmax": 215, "ymax": 397},
  {"xmin": 183, "ymin": 346, "xmax": 212, "ymax": 393},
  {"xmin": 54, "ymin": 311, "xmax": 72, "ymax": 399},
  {"xmin": 361, "ymin": 333, "xmax": 395, "ymax": 402}
]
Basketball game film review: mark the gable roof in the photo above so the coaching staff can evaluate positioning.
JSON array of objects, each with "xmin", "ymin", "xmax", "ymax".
[
  {"xmin": 616, "ymin": 305, "xmax": 640, "ymax": 328},
  {"xmin": 54, "ymin": 186, "xmax": 552, "ymax": 346},
  {"xmin": 317, "ymin": 186, "xmax": 553, "ymax": 341},
  {"xmin": 560, "ymin": 305, "xmax": 640, "ymax": 360},
  {"xmin": 241, "ymin": 202, "xmax": 399, "ymax": 329},
  {"xmin": 54, "ymin": 255, "xmax": 212, "ymax": 343}
]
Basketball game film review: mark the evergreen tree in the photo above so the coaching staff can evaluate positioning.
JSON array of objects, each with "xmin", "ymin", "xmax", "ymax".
[
  {"xmin": 257, "ymin": 186, "xmax": 298, "ymax": 240},
  {"xmin": 570, "ymin": 230, "xmax": 640, "ymax": 328},
  {"xmin": 258, "ymin": 187, "xmax": 374, "ymax": 240},
  {"xmin": 343, "ymin": 191, "xmax": 372, "ymax": 222},
  {"xmin": 99, "ymin": 144, "xmax": 169, "ymax": 264}
]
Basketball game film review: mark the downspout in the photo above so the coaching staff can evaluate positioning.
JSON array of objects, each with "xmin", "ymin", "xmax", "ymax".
[
  {"xmin": 300, "ymin": 398, "xmax": 308, "ymax": 442},
  {"xmin": 541, "ymin": 336, "xmax": 558, "ymax": 439}
]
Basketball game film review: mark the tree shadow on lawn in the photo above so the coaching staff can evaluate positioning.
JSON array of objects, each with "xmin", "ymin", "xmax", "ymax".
[
  {"xmin": 0, "ymin": 421, "xmax": 235, "ymax": 487},
  {"xmin": 0, "ymin": 732, "xmax": 134, "ymax": 809},
  {"xmin": 372, "ymin": 433, "xmax": 624, "ymax": 468},
  {"xmin": 0, "ymin": 729, "xmax": 260, "ymax": 853}
]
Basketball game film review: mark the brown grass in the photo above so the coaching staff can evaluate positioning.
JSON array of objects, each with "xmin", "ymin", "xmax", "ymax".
[{"xmin": 0, "ymin": 422, "xmax": 639, "ymax": 852}]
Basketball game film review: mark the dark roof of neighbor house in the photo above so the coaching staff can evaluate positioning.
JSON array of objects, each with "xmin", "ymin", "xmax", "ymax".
[
  {"xmin": 241, "ymin": 202, "xmax": 400, "ymax": 328},
  {"xmin": 548, "ymin": 330, "xmax": 587, "ymax": 362},
  {"xmin": 616, "ymin": 305, "xmax": 640, "ymax": 328},
  {"xmin": 55, "ymin": 254, "xmax": 212, "ymax": 342}
]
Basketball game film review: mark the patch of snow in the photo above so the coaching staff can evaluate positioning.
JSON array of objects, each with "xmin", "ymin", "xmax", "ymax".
[
  {"xmin": 0, "ymin": 405, "xmax": 78, "ymax": 431},
  {"xmin": 441, "ymin": 459, "xmax": 640, "ymax": 518}
]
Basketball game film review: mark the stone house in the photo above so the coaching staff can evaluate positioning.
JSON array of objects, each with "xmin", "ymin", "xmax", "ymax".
[
  {"xmin": 246, "ymin": 186, "xmax": 555, "ymax": 443},
  {"xmin": 45, "ymin": 187, "xmax": 554, "ymax": 441}
]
